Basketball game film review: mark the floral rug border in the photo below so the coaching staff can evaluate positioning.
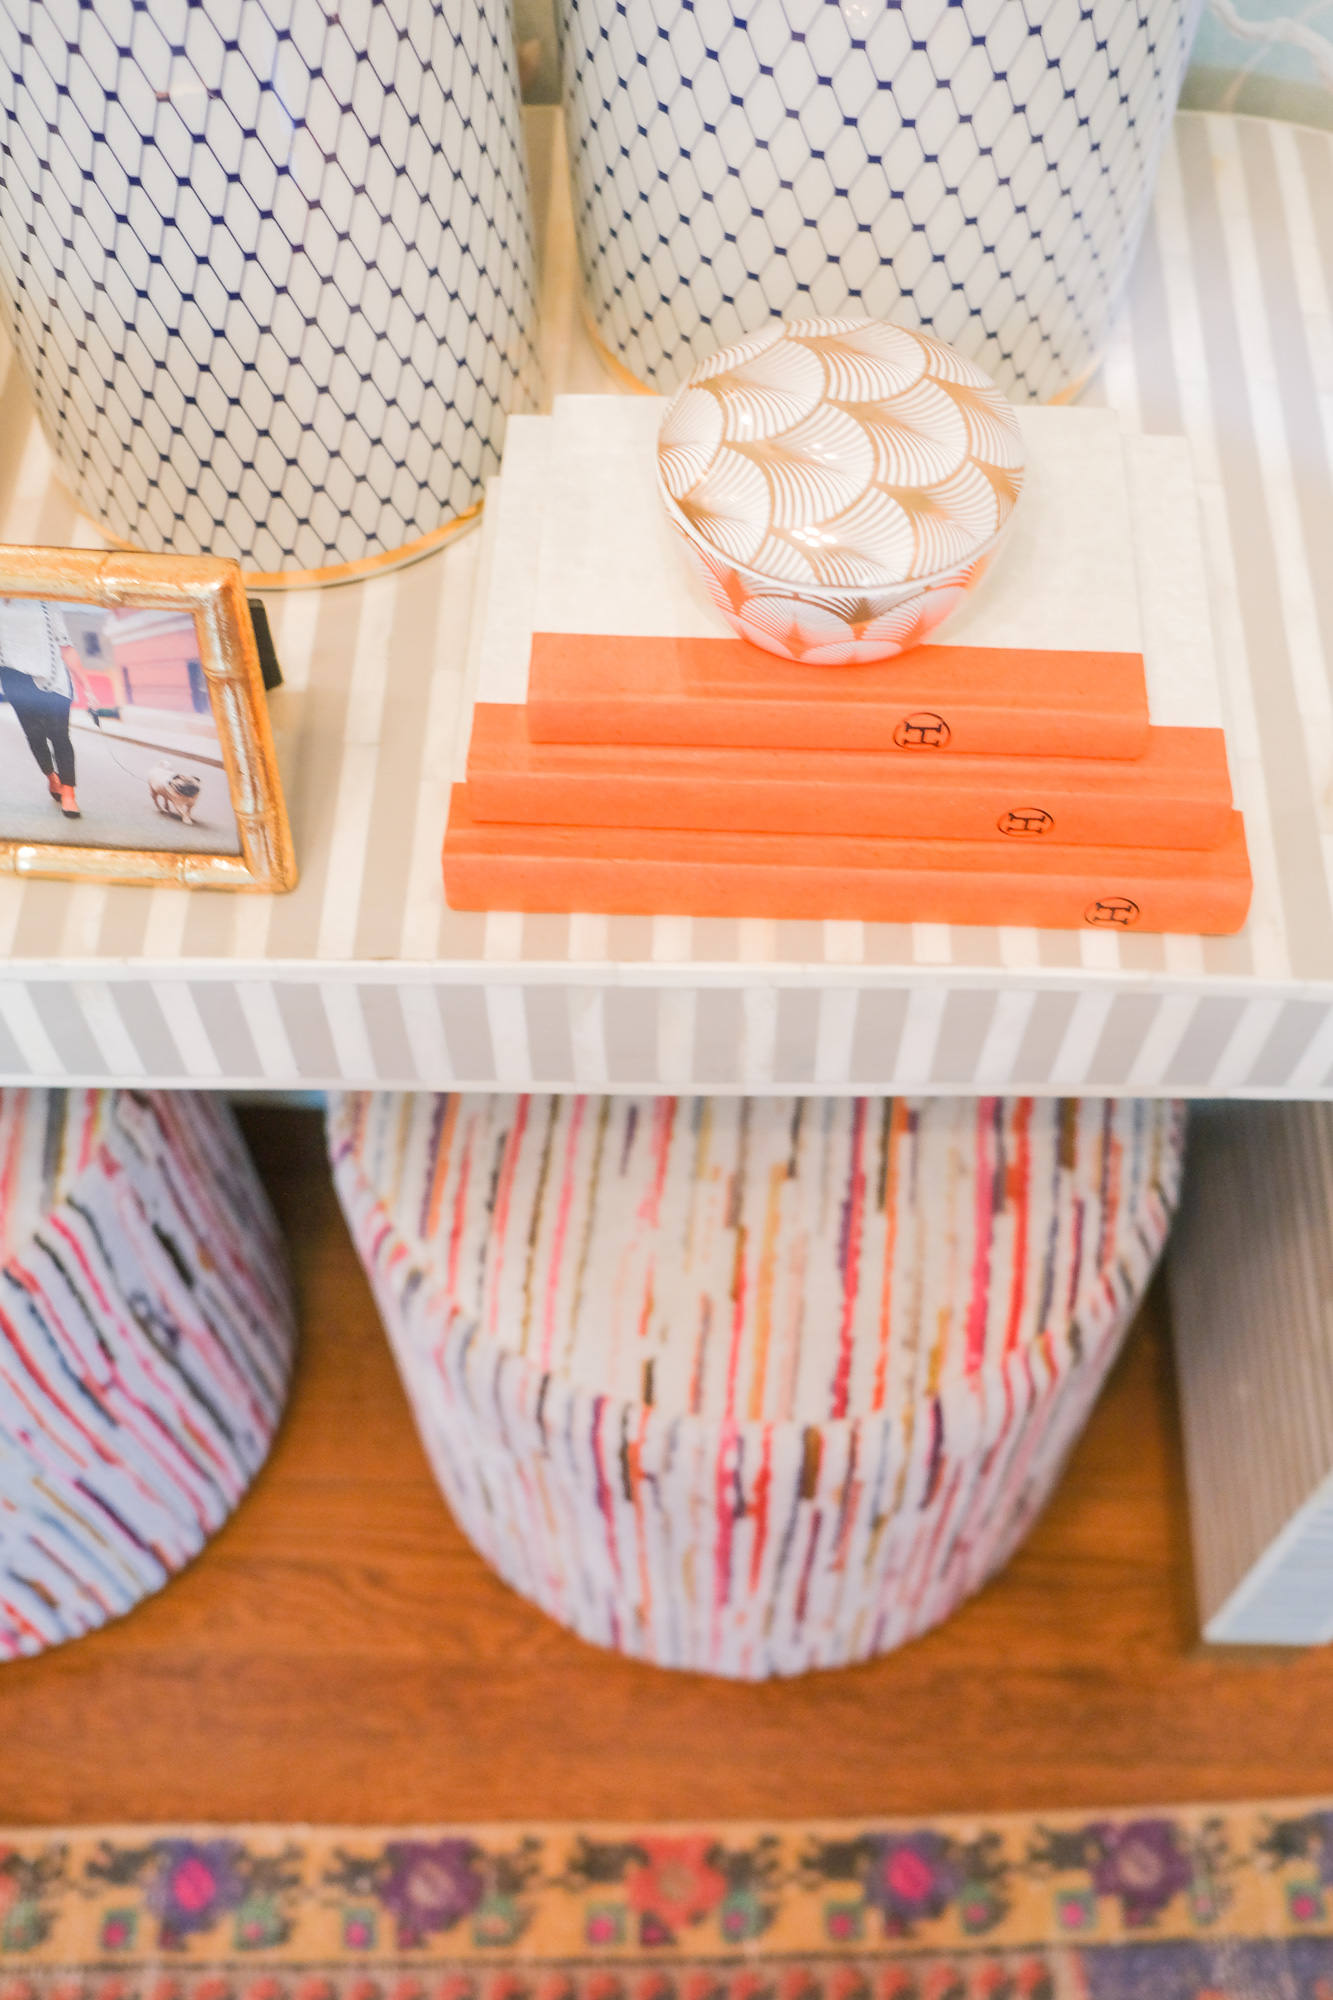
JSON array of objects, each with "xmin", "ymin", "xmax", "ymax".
[{"xmin": 2, "ymin": 1805, "xmax": 1332, "ymax": 1971}]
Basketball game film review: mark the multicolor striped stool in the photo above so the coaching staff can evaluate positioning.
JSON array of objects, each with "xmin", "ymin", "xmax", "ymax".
[
  {"xmin": 0, "ymin": 1090, "xmax": 295, "ymax": 1658},
  {"xmin": 330, "ymin": 1094, "xmax": 1183, "ymax": 1678}
]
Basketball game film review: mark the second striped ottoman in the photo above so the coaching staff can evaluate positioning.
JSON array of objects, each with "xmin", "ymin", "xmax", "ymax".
[
  {"xmin": 331, "ymin": 1093, "xmax": 1183, "ymax": 1678},
  {"xmin": 0, "ymin": 1089, "xmax": 295, "ymax": 1659}
]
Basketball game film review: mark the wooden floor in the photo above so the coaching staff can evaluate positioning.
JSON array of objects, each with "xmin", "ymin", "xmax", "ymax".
[{"xmin": 2, "ymin": 1104, "xmax": 1328, "ymax": 1828}]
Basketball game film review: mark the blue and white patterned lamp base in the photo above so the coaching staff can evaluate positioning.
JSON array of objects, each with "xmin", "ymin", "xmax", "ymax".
[
  {"xmin": 0, "ymin": 0, "xmax": 540, "ymax": 582},
  {"xmin": 559, "ymin": 0, "xmax": 1205, "ymax": 402}
]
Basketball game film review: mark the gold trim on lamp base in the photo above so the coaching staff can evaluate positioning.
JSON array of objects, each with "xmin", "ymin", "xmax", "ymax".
[
  {"xmin": 1046, "ymin": 351, "xmax": 1105, "ymax": 406},
  {"xmin": 580, "ymin": 301, "xmax": 657, "ymax": 396},
  {"xmin": 83, "ymin": 501, "xmax": 484, "ymax": 593}
]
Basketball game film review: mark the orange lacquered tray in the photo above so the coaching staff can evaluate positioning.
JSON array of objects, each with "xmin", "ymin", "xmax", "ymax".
[
  {"xmin": 467, "ymin": 704, "xmax": 1234, "ymax": 851},
  {"xmin": 443, "ymin": 787, "xmax": 1253, "ymax": 934},
  {"xmin": 526, "ymin": 633, "xmax": 1152, "ymax": 759}
]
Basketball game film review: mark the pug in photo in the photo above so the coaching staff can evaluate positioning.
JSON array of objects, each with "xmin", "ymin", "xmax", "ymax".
[{"xmin": 148, "ymin": 762, "xmax": 203, "ymax": 825}]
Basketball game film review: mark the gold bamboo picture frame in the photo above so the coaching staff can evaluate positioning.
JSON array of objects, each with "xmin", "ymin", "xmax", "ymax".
[{"xmin": 0, "ymin": 546, "xmax": 296, "ymax": 892}]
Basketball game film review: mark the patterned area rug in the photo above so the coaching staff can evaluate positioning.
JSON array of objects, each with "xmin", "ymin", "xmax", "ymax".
[{"xmin": 2, "ymin": 1810, "xmax": 1332, "ymax": 2000}]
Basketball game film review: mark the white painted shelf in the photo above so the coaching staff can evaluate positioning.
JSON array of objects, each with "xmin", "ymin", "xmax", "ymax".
[{"xmin": 1, "ymin": 109, "xmax": 1332, "ymax": 1097}]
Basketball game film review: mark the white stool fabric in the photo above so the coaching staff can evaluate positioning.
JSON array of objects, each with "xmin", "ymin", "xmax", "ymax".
[
  {"xmin": 0, "ymin": 1090, "xmax": 294, "ymax": 1659},
  {"xmin": 330, "ymin": 1093, "xmax": 1183, "ymax": 1678}
]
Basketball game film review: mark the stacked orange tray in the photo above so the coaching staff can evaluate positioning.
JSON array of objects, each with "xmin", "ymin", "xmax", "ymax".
[{"xmin": 444, "ymin": 632, "xmax": 1253, "ymax": 934}]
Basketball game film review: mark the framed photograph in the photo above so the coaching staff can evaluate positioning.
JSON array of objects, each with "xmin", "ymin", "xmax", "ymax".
[{"xmin": 0, "ymin": 546, "xmax": 296, "ymax": 891}]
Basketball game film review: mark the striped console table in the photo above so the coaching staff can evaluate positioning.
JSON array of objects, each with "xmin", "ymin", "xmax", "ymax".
[{"xmin": 0, "ymin": 109, "xmax": 1330, "ymax": 1097}]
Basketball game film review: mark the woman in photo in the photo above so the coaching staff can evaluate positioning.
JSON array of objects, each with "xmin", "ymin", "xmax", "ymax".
[{"xmin": 0, "ymin": 597, "xmax": 88, "ymax": 818}]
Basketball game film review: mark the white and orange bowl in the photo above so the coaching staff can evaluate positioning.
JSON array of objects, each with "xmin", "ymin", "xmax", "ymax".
[{"xmin": 656, "ymin": 316, "xmax": 1026, "ymax": 667}]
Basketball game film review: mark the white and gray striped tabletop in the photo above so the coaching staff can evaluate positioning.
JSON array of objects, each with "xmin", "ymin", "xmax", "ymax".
[{"xmin": 0, "ymin": 109, "xmax": 1331, "ymax": 1097}]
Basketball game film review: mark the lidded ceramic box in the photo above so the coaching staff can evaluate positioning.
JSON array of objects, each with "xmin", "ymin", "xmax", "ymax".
[{"xmin": 657, "ymin": 318, "xmax": 1025, "ymax": 666}]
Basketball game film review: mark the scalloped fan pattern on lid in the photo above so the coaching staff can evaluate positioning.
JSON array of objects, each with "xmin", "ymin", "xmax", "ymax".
[{"xmin": 658, "ymin": 318, "xmax": 1025, "ymax": 591}]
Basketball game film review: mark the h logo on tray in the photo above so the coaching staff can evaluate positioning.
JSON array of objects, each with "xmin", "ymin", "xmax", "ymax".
[
  {"xmin": 999, "ymin": 808, "xmax": 1054, "ymax": 837},
  {"xmin": 1085, "ymin": 897, "xmax": 1141, "ymax": 928},
  {"xmin": 893, "ymin": 712, "xmax": 950, "ymax": 749}
]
